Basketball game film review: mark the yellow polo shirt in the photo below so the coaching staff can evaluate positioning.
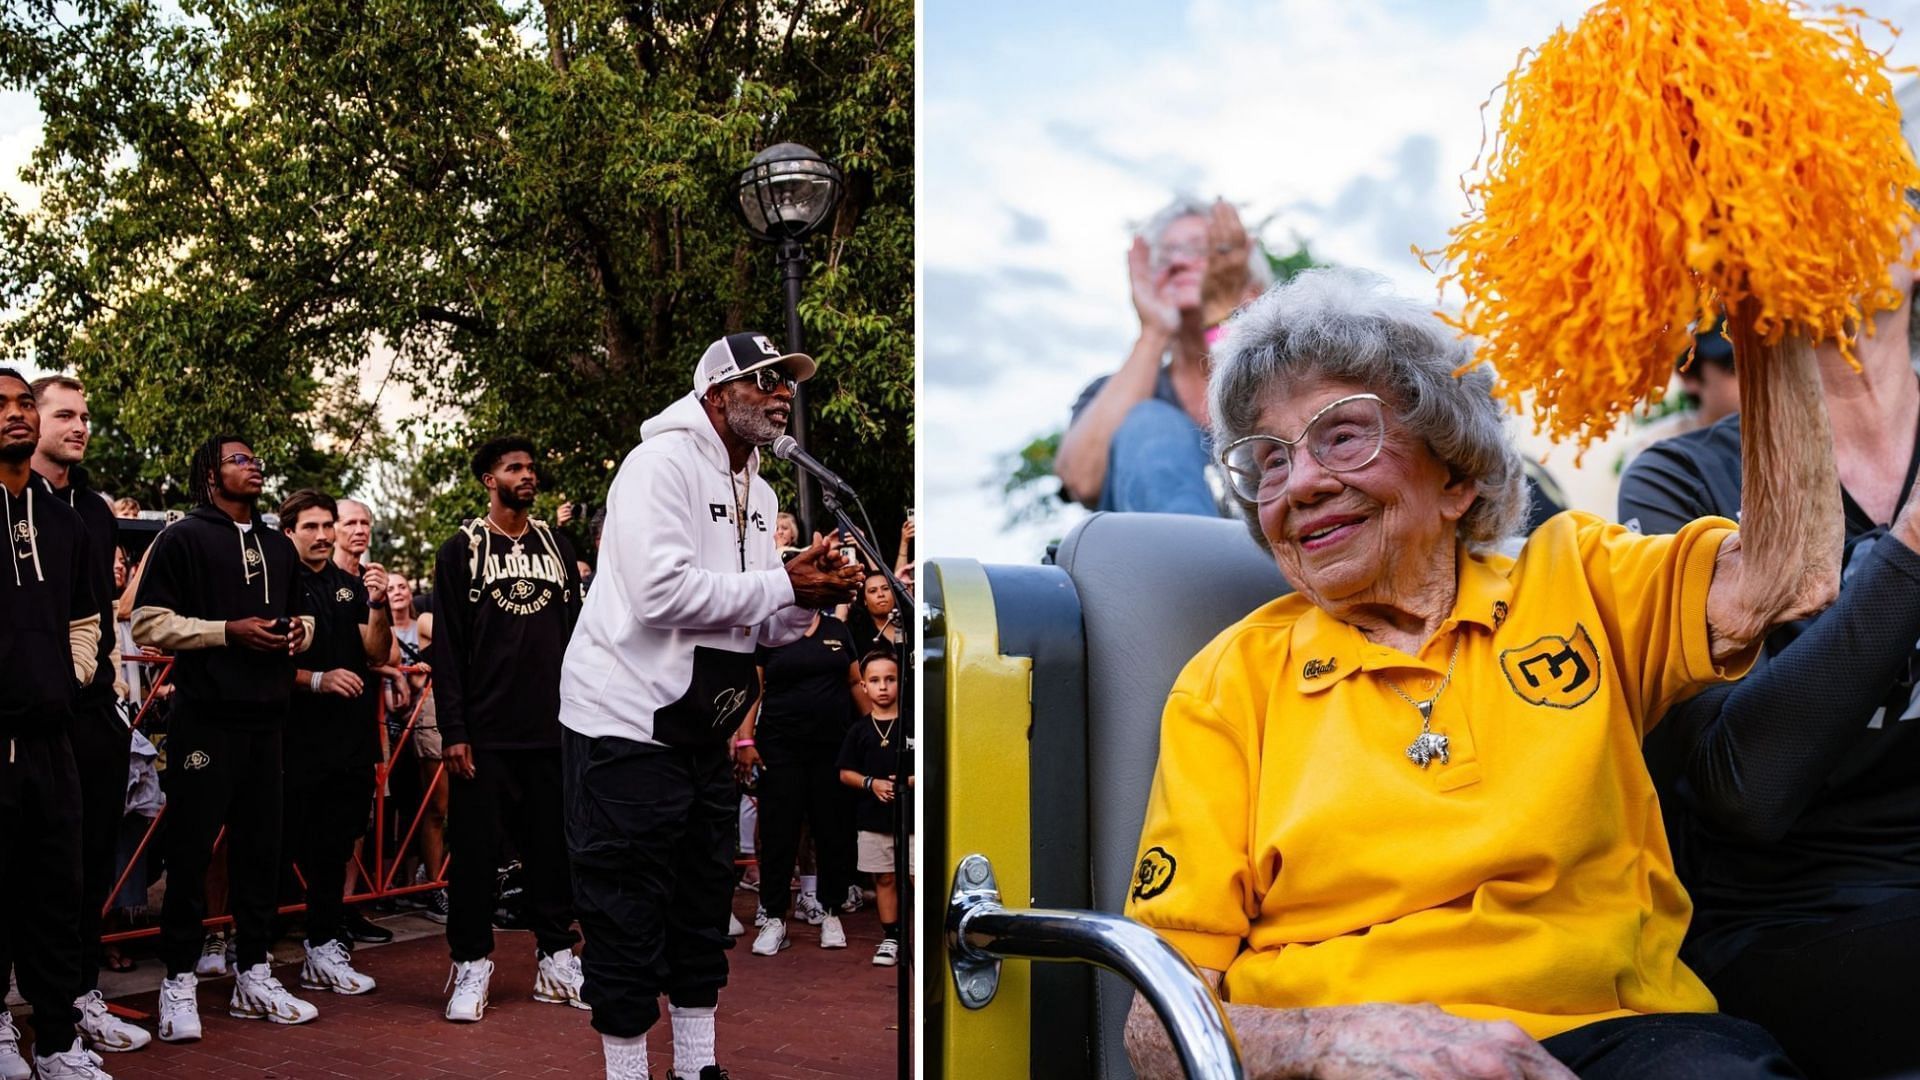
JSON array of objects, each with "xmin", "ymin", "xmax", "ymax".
[{"xmin": 1125, "ymin": 511, "xmax": 1749, "ymax": 1040}]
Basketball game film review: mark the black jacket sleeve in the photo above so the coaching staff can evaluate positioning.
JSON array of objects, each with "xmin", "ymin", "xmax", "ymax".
[
  {"xmin": 1658, "ymin": 537, "xmax": 1920, "ymax": 842},
  {"xmin": 429, "ymin": 536, "xmax": 473, "ymax": 748}
]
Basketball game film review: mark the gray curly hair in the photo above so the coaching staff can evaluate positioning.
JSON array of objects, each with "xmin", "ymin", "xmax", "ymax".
[{"xmin": 1208, "ymin": 268, "xmax": 1528, "ymax": 553}]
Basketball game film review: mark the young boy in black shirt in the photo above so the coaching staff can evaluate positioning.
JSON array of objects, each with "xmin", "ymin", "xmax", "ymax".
[{"xmin": 837, "ymin": 651, "xmax": 908, "ymax": 966}]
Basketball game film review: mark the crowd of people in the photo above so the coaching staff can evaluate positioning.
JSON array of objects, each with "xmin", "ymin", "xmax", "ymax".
[
  {"xmin": 1079, "ymin": 197, "xmax": 1920, "ymax": 1079},
  {"xmin": 0, "ymin": 328, "xmax": 912, "ymax": 1080}
]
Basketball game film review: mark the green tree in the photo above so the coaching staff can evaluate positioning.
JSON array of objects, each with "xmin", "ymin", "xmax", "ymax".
[{"xmin": 0, "ymin": 0, "xmax": 913, "ymax": 550}]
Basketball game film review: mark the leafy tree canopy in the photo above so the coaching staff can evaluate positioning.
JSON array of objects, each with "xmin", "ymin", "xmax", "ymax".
[{"xmin": 0, "ymin": 0, "xmax": 914, "ymax": 566}]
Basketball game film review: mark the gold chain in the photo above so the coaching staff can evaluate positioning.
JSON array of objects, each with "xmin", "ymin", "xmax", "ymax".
[{"xmin": 1380, "ymin": 635, "xmax": 1462, "ymax": 733}]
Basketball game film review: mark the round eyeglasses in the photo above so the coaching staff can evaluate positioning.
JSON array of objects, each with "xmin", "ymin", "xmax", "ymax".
[{"xmin": 1219, "ymin": 393, "xmax": 1387, "ymax": 504}]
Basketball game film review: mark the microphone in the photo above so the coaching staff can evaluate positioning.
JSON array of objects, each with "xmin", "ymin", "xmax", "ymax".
[{"xmin": 770, "ymin": 435, "xmax": 857, "ymax": 498}]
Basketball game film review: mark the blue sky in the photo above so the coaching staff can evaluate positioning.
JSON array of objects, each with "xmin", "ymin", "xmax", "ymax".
[{"xmin": 920, "ymin": 0, "xmax": 1920, "ymax": 565}]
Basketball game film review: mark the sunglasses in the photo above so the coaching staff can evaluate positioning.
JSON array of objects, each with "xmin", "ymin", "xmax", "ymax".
[{"xmin": 732, "ymin": 367, "xmax": 797, "ymax": 394}]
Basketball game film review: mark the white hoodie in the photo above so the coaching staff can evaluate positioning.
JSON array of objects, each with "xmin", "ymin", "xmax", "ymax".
[{"xmin": 559, "ymin": 393, "xmax": 813, "ymax": 747}]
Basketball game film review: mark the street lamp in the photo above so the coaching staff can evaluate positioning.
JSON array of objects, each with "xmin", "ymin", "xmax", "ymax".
[{"xmin": 733, "ymin": 141, "xmax": 844, "ymax": 536}]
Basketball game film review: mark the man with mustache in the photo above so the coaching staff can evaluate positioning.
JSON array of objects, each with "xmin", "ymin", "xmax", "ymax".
[
  {"xmin": 19, "ymin": 375, "xmax": 150, "ymax": 1057},
  {"xmin": 559, "ymin": 333, "xmax": 864, "ymax": 1080},
  {"xmin": 0, "ymin": 367, "xmax": 109, "ymax": 1080},
  {"xmin": 278, "ymin": 489, "xmax": 387, "ymax": 998},
  {"xmin": 131, "ymin": 433, "xmax": 314, "ymax": 1042},
  {"xmin": 431, "ymin": 436, "xmax": 585, "ymax": 1023}
]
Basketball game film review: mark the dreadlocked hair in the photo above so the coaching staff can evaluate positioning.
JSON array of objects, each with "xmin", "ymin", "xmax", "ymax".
[{"xmin": 188, "ymin": 433, "xmax": 247, "ymax": 507}]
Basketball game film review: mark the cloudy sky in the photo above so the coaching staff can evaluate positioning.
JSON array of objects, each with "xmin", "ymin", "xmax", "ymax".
[{"xmin": 920, "ymin": 0, "xmax": 1920, "ymax": 566}]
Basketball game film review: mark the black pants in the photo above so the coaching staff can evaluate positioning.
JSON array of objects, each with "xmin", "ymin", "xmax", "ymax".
[
  {"xmin": 446, "ymin": 746, "xmax": 576, "ymax": 962},
  {"xmin": 160, "ymin": 712, "xmax": 283, "ymax": 975},
  {"xmin": 1542, "ymin": 1012, "xmax": 1801, "ymax": 1079},
  {"xmin": 71, "ymin": 698, "xmax": 129, "ymax": 992},
  {"xmin": 0, "ymin": 730, "xmax": 84, "ymax": 1050},
  {"xmin": 284, "ymin": 763, "xmax": 374, "ymax": 950},
  {"xmin": 754, "ymin": 738, "xmax": 855, "ymax": 920},
  {"xmin": 564, "ymin": 729, "xmax": 736, "ymax": 1038},
  {"xmin": 1709, "ymin": 893, "xmax": 1920, "ymax": 1079}
]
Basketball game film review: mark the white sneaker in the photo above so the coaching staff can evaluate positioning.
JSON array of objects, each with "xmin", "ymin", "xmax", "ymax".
[
  {"xmin": 300, "ymin": 940, "xmax": 376, "ymax": 996},
  {"xmin": 872, "ymin": 939, "xmax": 899, "ymax": 967},
  {"xmin": 29, "ymin": 1038, "xmax": 111, "ymax": 1080},
  {"xmin": 193, "ymin": 932, "xmax": 231, "ymax": 978},
  {"xmin": 841, "ymin": 885, "xmax": 866, "ymax": 914},
  {"xmin": 750, "ymin": 917, "xmax": 790, "ymax": 956},
  {"xmin": 229, "ymin": 963, "xmax": 319, "ymax": 1025},
  {"xmin": 0, "ymin": 1011, "xmax": 29, "ymax": 1080},
  {"xmin": 533, "ymin": 949, "xmax": 589, "ymax": 1011},
  {"xmin": 445, "ymin": 958, "xmax": 493, "ymax": 1023},
  {"xmin": 728, "ymin": 913, "xmax": 746, "ymax": 937},
  {"xmin": 74, "ymin": 990, "xmax": 150, "ymax": 1052},
  {"xmin": 753, "ymin": 903, "xmax": 769, "ymax": 929},
  {"xmin": 818, "ymin": 913, "xmax": 847, "ymax": 949},
  {"xmin": 156, "ymin": 974, "xmax": 202, "ymax": 1043},
  {"xmin": 793, "ymin": 891, "xmax": 829, "ymax": 926}
]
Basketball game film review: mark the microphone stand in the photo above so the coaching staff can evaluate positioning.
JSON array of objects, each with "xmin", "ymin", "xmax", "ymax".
[{"xmin": 820, "ymin": 486, "xmax": 913, "ymax": 1077}]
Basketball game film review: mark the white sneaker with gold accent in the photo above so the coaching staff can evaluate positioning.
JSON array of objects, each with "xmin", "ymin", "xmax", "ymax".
[
  {"xmin": 533, "ymin": 948, "xmax": 590, "ymax": 1010},
  {"xmin": 75, "ymin": 989, "xmax": 151, "ymax": 1052},
  {"xmin": 155, "ymin": 974, "xmax": 201, "ymax": 1043},
  {"xmin": 229, "ymin": 963, "xmax": 318, "ymax": 1024},
  {"xmin": 300, "ymin": 939, "xmax": 377, "ymax": 995}
]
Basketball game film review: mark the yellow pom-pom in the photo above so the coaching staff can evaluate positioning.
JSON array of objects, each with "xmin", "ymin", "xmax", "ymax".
[{"xmin": 1433, "ymin": 0, "xmax": 1920, "ymax": 449}]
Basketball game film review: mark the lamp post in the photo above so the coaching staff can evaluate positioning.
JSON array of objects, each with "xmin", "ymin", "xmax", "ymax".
[{"xmin": 732, "ymin": 141, "xmax": 844, "ymax": 536}]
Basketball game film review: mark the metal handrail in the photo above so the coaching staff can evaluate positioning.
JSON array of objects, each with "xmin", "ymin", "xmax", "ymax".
[{"xmin": 947, "ymin": 854, "xmax": 1244, "ymax": 1079}]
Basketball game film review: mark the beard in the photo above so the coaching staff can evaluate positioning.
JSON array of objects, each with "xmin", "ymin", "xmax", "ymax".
[
  {"xmin": 723, "ymin": 386, "xmax": 785, "ymax": 446},
  {"xmin": 498, "ymin": 485, "xmax": 536, "ymax": 511},
  {"xmin": 0, "ymin": 438, "xmax": 34, "ymax": 463}
]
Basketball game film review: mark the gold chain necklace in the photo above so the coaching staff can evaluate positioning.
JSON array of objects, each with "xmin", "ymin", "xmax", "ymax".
[
  {"xmin": 871, "ymin": 713, "xmax": 897, "ymax": 748},
  {"xmin": 1380, "ymin": 636, "xmax": 1461, "ymax": 768}
]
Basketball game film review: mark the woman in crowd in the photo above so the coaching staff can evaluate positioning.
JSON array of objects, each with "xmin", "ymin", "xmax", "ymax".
[
  {"xmin": 1123, "ymin": 269, "xmax": 1837, "ymax": 1079},
  {"xmin": 1620, "ymin": 237, "xmax": 1920, "ymax": 1078},
  {"xmin": 846, "ymin": 571, "xmax": 900, "ymax": 660},
  {"xmin": 734, "ymin": 607, "xmax": 866, "ymax": 957},
  {"xmin": 387, "ymin": 576, "xmax": 450, "ymax": 922}
]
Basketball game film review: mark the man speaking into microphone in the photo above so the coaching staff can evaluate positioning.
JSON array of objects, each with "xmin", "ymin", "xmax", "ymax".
[{"xmin": 559, "ymin": 331, "xmax": 862, "ymax": 1080}]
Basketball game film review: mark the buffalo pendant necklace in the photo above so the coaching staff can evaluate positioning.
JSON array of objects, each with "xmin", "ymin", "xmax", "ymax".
[{"xmin": 1381, "ymin": 636, "xmax": 1461, "ymax": 768}]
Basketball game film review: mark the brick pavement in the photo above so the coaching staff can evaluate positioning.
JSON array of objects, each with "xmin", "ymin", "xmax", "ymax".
[{"xmin": 16, "ymin": 891, "xmax": 901, "ymax": 1079}]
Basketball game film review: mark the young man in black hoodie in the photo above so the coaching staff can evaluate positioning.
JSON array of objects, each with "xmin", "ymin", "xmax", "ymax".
[
  {"xmin": 432, "ymin": 435, "xmax": 585, "ymax": 1023},
  {"xmin": 25, "ymin": 376, "xmax": 151, "ymax": 1056},
  {"xmin": 132, "ymin": 434, "xmax": 319, "ymax": 1042},
  {"xmin": 0, "ymin": 367, "xmax": 109, "ymax": 1080},
  {"xmin": 279, "ymin": 489, "xmax": 388, "ymax": 998}
]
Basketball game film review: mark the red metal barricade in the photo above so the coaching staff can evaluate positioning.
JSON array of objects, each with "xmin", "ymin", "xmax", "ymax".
[{"xmin": 101, "ymin": 655, "xmax": 447, "ymax": 942}]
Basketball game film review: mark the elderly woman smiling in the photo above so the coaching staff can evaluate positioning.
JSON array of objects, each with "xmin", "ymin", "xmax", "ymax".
[{"xmin": 1123, "ymin": 270, "xmax": 1838, "ymax": 1080}]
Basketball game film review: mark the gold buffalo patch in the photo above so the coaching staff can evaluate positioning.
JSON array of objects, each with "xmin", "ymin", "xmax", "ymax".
[
  {"xmin": 1131, "ymin": 846, "xmax": 1176, "ymax": 902},
  {"xmin": 1499, "ymin": 624, "xmax": 1602, "ymax": 709}
]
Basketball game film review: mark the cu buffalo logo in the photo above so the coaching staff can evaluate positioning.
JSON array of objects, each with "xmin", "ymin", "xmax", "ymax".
[
  {"xmin": 1499, "ymin": 623, "xmax": 1602, "ymax": 709},
  {"xmin": 243, "ymin": 547, "xmax": 262, "ymax": 567},
  {"xmin": 509, "ymin": 579, "xmax": 536, "ymax": 601},
  {"xmin": 183, "ymin": 750, "xmax": 211, "ymax": 771},
  {"xmin": 1131, "ymin": 847, "xmax": 1177, "ymax": 903},
  {"xmin": 334, "ymin": 587, "xmax": 355, "ymax": 603}
]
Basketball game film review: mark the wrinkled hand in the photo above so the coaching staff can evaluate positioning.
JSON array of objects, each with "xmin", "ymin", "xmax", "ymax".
[
  {"xmin": 226, "ymin": 616, "xmax": 291, "ymax": 653},
  {"xmin": 733, "ymin": 742, "xmax": 763, "ymax": 785},
  {"xmin": 445, "ymin": 742, "xmax": 476, "ymax": 780},
  {"xmin": 1129, "ymin": 236, "xmax": 1180, "ymax": 335},
  {"xmin": 1310, "ymin": 1003, "xmax": 1575, "ymax": 1080},
  {"xmin": 786, "ymin": 534, "xmax": 863, "ymax": 609},
  {"xmin": 361, "ymin": 562, "xmax": 388, "ymax": 602},
  {"xmin": 319, "ymin": 669, "xmax": 364, "ymax": 698},
  {"xmin": 1200, "ymin": 198, "xmax": 1252, "ymax": 327}
]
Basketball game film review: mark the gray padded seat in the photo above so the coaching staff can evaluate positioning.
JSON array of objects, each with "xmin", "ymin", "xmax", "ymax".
[{"xmin": 1052, "ymin": 511, "xmax": 1292, "ymax": 1080}]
